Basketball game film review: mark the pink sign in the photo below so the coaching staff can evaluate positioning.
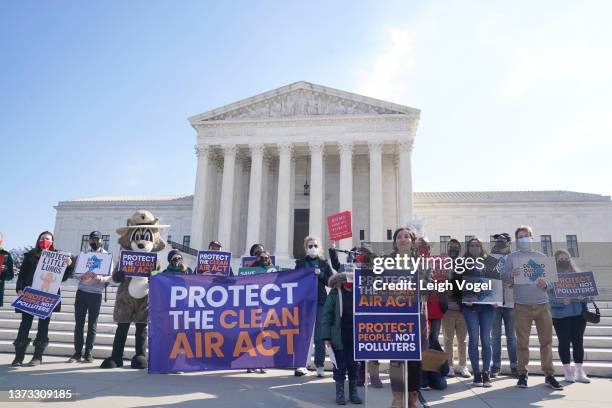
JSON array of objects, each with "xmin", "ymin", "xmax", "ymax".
[{"xmin": 327, "ymin": 211, "xmax": 353, "ymax": 241}]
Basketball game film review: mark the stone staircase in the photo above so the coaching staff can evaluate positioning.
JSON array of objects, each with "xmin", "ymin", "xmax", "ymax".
[{"xmin": 1, "ymin": 279, "xmax": 611, "ymax": 377}]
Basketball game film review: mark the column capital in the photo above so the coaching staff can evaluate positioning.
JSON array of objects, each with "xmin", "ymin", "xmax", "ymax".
[
  {"xmin": 338, "ymin": 141, "xmax": 354, "ymax": 155},
  {"xmin": 278, "ymin": 142, "xmax": 294, "ymax": 156},
  {"xmin": 367, "ymin": 140, "xmax": 384, "ymax": 153},
  {"xmin": 194, "ymin": 144, "xmax": 211, "ymax": 158},
  {"xmin": 249, "ymin": 143, "xmax": 266, "ymax": 157},
  {"xmin": 308, "ymin": 141, "xmax": 325, "ymax": 154},
  {"xmin": 221, "ymin": 144, "xmax": 237, "ymax": 156},
  {"xmin": 397, "ymin": 140, "xmax": 414, "ymax": 154}
]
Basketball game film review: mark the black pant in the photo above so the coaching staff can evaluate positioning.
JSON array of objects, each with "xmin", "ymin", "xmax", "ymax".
[
  {"xmin": 17, "ymin": 313, "xmax": 50, "ymax": 343},
  {"xmin": 552, "ymin": 315, "xmax": 587, "ymax": 364},
  {"xmin": 74, "ymin": 290, "xmax": 102, "ymax": 356},
  {"xmin": 333, "ymin": 328, "xmax": 358, "ymax": 383},
  {"xmin": 390, "ymin": 360, "xmax": 422, "ymax": 393}
]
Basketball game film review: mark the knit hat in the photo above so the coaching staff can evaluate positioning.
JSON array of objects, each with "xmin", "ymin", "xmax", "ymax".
[{"xmin": 167, "ymin": 249, "xmax": 182, "ymax": 262}]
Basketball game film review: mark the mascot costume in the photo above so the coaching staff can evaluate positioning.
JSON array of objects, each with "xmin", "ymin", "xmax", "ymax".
[{"xmin": 101, "ymin": 210, "xmax": 168, "ymax": 369}]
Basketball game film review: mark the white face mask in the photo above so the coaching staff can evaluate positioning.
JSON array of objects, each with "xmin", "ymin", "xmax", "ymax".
[
  {"xmin": 517, "ymin": 236, "xmax": 532, "ymax": 249},
  {"xmin": 306, "ymin": 247, "xmax": 318, "ymax": 257}
]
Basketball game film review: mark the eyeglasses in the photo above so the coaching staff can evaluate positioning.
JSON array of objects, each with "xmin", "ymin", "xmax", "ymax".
[
  {"xmin": 260, "ymin": 257, "xmax": 270, "ymax": 262},
  {"xmin": 308, "ymin": 244, "xmax": 318, "ymax": 249},
  {"xmin": 171, "ymin": 257, "xmax": 183, "ymax": 262}
]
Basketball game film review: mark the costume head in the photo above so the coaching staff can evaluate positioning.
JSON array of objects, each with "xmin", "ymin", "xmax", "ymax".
[{"xmin": 117, "ymin": 210, "xmax": 167, "ymax": 252}]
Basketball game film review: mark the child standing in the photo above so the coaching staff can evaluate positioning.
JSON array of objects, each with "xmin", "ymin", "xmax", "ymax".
[{"xmin": 321, "ymin": 272, "xmax": 362, "ymax": 405}]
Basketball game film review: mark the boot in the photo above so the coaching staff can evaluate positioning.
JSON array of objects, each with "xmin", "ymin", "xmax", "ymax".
[
  {"xmin": 356, "ymin": 363, "xmax": 366, "ymax": 386},
  {"xmin": 408, "ymin": 391, "xmax": 418, "ymax": 408},
  {"xmin": 335, "ymin": 381, "xmax": 346, "ymax": 405},
  {"xmin": 101, "ymin": 323, "xmax": 128, "ymax": 369},
  {"xmin": 369, "ymin": 362, "xmax": 383, "ymax": 388},
  {"xmin": 25, "ymin": 339, "xmax": 48, "ymax": 366},
  {"xmin": 11, "ymin": 338, "xmax": 31, "ymax": 367},
  {"xmin": 391, "ymin": 391, "xmax": 404, "ymax": 408},
  {"xmin": 348, "ymin": 381, "xmax": 363, "ymax": 404}
]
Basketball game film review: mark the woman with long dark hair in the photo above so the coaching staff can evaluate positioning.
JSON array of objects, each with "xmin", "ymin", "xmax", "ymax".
[{"xmin": 12, "ymin": 231, "xmax": 73, "ymax": 366}]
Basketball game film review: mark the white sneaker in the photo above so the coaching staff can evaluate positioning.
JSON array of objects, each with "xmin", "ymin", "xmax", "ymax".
[
  {"xmin": 575, "ymin": 370, "xmax": 590, "ymax": 383},
  {"xmin": 564, "ymin": 371, "xmax": 575, "ymax": 383},
  {"xmin": 459, "ymin": 366, "xmax": 471, "ymax": 378},
  {"xmin": 294, "ymin": 367, "xmax": 308, "ymax": 376},
  {"xmin": 447, "ymin": 366, "xmax": 455, "ymax": 377},
  {"xmin": 316, "ymin": 366, "xmax": 325, "ymax": 378}
]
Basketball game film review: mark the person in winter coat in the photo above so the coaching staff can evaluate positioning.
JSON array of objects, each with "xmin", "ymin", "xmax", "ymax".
[
  {"xmin": 12, "ymin": 231, "xmax": 73, "ymax": 366},
  {"xmin": 294, "ymin": 235, "xmax": 333, "ymax": 378},
  {"xmin": 321, "ymin": 272, "xmax": 363, "ymax": 405},
  {"xmin": 158, "ymin": 249, "xmax": 193, "ymax": 275},
  {"xmin": 0, "ymin": 231, "xmax": 15, "ymax": 306}
]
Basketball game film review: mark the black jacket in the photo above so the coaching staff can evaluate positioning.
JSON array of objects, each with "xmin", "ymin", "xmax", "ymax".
[
  {"xmin": 15, "ymin": 249, "xmax": 73, "ymax": 314},
  {"xmin": 295, "ymin": 256, "xmax": 333, "ymax": 305}
]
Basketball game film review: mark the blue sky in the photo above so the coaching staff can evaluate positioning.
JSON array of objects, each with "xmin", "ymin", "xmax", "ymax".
[{"xmin": 1, "ymin": 0, "xmax": 611, "ymax": 248}]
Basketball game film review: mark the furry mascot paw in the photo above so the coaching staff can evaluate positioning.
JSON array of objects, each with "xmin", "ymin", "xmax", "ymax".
[
  {"xmin": 100, "ymin": 357, "xmax": 123, "ymax": 369},
  {"xmin": 130, "ymin": 354, "xmax": 147, "ymax": 369}
]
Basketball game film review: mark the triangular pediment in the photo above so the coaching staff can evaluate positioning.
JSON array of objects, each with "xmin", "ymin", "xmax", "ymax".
[{"xmin": 188, "ymin": 81, "xmax": 419, "ymax": 123}]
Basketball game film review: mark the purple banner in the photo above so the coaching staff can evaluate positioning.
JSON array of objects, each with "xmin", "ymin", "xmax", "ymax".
[
  {"xmin": 148, "ymin": 268, "xmax": 318, "ymax": 373},
  {"xmin": 11, "ymin": 287, "xmax": 61, "ymax": 319}
]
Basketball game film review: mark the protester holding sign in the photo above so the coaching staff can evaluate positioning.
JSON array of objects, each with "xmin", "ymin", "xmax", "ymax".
[
  {"xmin": 418, "ymin": 238, "xmax": 447, "ymax": 345},
  {"xmin": 490, "ymin": 233, "xmax": 518, "ymax": 378},
  {"xmin": 69, "ymin": 231, "xmax": 113, "ymax": 363},
  {"xmin": 504, "ymin": 225, "xmax": 563, "ymax": 390},
  {"xmin": 441, "ymin": 239, "xmax": 470, "ymax": 379},
  {"xmin": 388, "ymin": 227, "xmax": 429, "ymax": 408},
  {"xmin": 321, "ymin": 272, "xmax": 363, "ymax": 405},
  {"xmin": 209, "ymin": 241, "xmax": 234, "ymax": 275},
  {"xmin": 548, "ymin": 249, "xmax": 591, "ymax": 383},
  {"xmin": 460, "ymin": 237, "xmax": 497, "ymax": 387},
  {"xmin": 12, "ymin": 231, "xmax": 73, "ymax": 367},
  {"xmin": 158, "ymin": 249, "xmax": 193, "ymax": 275},
  {"xmin": 0, "ymin": 231, "xmax": 15, "ymax": 306},
  {"xmin": 293, "ymin": 236, "xmax": 333, "ymax": 378}
]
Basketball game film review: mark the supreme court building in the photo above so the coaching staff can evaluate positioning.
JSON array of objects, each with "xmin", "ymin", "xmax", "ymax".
[{"xmin": 53, "ymin": 82, "xmax": 612, "ymax": 269}]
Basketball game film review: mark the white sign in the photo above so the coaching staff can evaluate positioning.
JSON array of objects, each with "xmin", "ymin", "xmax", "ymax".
[
  {"xmin": 513, "ymin": 255, "xmax": 558, "ymax": 285},
  {"xmin": 32, "ymin": 250, "xmax": 71, "ymax": 294},
  {"xmin": 74, "ymin": 252, "xmax": 113, "ymax": 276}
]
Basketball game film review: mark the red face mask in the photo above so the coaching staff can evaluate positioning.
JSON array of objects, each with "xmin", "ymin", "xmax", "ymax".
[
  {"xmin": 418, "ymin": 247, "xmax": 429, "ymax": 257},
  {"xmin": 355, "ymin": 255, "xmax": 365, "ymax": 264},
  {"xmin": 38, "ymin": 239, "xmax": 52, "ymax": 250},
  {"xmin": 343, "ymin": 282, "xmax": 353, "ymax": 290}
]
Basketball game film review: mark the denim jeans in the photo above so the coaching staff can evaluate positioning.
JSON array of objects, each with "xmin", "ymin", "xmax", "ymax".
[
  {"xmin": 463, "ymin": 304, "xmax": 494, "ymax": 374},
  {"xmin": 491, "ymin": 307, "xmax": 517, "ymax": 370},
  {"xmin": 428, "ymin": 319, "xmax": 442, "ymax": 345}
]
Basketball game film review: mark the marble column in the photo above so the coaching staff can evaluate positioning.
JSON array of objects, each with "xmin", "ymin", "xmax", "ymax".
[
  {"xmin": 190, "ymin": 144, "xmax": 210, "ymax": 250},
  {"xmin": 309, "ymin": 142, "xmax": 324, "ymax": 240},
  {"xmin": 369, "ymin": 140, "xmax": 384, "ymax": 242},
  {"xmin": 245, "ymin": 144, "xmax": 265, "ymax": 255},
  {"xmin": 338, "ymin": 141, "xmax": 354, "ymax": 250},
  {"xmin": 275, "ymin": 143, "xmax": 293, "ymax": 258},
  {"xmin": 397, "ymin": 140, "xmax": 414, "ymax": 226},
  {"xmin": 217, "ymin": 144, "xmax": 237, "ymax": 251}
]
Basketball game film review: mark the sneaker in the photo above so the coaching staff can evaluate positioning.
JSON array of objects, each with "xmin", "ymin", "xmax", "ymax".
[
  {"xmin": 517, "ymin": 374, "xmax": 528, "ymax": 388},
  {"xmin": 294, "ymin": 367, "xmax": 308, "ymax": 376},
  {"xmin": 420, "ymin": 385, "xmax": 431, "ymax": 391},
  {"xmin": 446, "ymin": 366, "xmax": 455, "ymax": 378},
  {"xmin": 490, "ymin": 367, "xmax": 500, "ymax": 378},
  {"xmin": 316, "ymin": 366, "xmax": 325, "ymax": 378},
  {"xmin": 67, "ymin": 353, "xmax": 81, "ymax": 363},
  {"xmin": 482, "ymin": 372, "xmax": 492, "ymax": 387},
  {"xmin": 575, "ymin": 370, "xmax": 590, "ymax": 384},
  {"xmin": 459, "ymin": 366, "xmax": 471, "ymax": 378},
  {"xmin": 564, "ymin": 370, "xmax": 575, "ymax": 383},
  {"xmin": 82, "ymin": 352, "xmax": 94, "ymax": 363},
  {"xmin": 472, "ymin": 372, "xmax": 483, "ymax": 387},
  {"xmin": 246, "ymin": 369, "xmax": 256, "ymax": 373},
  {"xmin": 510, "ymin": 368, "xmax": 518, "ymax": 378},
  {"xmin": 545, "ymin": 376, "xmax": 564, "ymax": 390},
  {"xmin": 257, "ymin": 368, "xmax": 267, "ymax": 374}
]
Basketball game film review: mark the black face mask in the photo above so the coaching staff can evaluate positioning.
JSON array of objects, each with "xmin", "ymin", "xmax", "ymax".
[
  {"xmin": 448, "ymin": 249, "xmax": 460, "ymax": 259},
  {"xmin": 89, "ymin": 242, "xmax": 102, "ymax": 251}
]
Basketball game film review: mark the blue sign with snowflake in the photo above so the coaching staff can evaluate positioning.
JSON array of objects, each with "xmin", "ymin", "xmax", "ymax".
[{"xmin": 514, "ymin": 255, "xmax": 557, "ymax": 285}]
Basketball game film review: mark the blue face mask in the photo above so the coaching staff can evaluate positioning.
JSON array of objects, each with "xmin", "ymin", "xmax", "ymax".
[{"xmin": 517, "ymin": 237, "xmax": 532, "ymax": 249}]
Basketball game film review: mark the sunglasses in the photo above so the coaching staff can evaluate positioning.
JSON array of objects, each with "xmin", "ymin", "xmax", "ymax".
[
  {"xmin": 308, "ymin": 244, "xmax": 318, "ymax": 249},
  {"xmin": 171, "ymin": 257, "xmax": 183, "ymax": 262}
]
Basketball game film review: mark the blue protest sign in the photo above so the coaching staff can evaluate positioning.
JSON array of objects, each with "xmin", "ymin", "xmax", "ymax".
[{"xmin": 11, "ymin": 287, "xmax": 61, "ymax": 319}]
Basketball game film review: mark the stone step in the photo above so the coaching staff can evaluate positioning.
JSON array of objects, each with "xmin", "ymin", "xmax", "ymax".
[
  {"xmin": 0, "ymin": 340, "xmax": 136, "ymax": 360},
  {"xmin": 0, "ymin": 310, "xmax": 116, "ymax": 323},
  {"xmin": 0, "ymin": 328, "xmax": 136, "ymax": 347},
  {"xmin": 0, "ymin": 318, "xmax": 136, "ymax": 335}
]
